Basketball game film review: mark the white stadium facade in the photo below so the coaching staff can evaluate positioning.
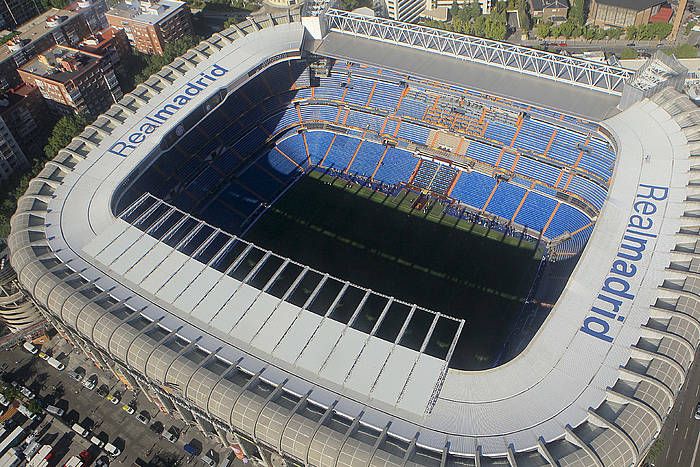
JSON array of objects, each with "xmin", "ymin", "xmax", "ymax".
[{"xmin": 7, "ymin": 3, "xmax": 700, "ymax": 466}]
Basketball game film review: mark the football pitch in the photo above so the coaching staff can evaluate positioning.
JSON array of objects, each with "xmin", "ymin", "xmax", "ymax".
[{"xmin": 244, "ymin": 170, "xmax": 543, "ymax": 369}]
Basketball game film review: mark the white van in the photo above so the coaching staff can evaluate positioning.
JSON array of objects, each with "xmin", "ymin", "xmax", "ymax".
[
  {"xmin": 90, "ymin": 436, "xmax": 105, "ymax": 448},
  {"xmin": 45, "ymin": 405, "xmax": 64, "ymax": 417},
  {"xmin": 103, "ymin": 443, "xmax": 121, "ymax": 457},
  {"xmin": 22, "ymin": 342, "xmax": 38, "ymax": 354},
  {"xmin": 47, "ymin": 357, "xmax": 65, "ymax": 371},
  {"xmin": 71, "ymin": 423, "xmax": 90, "ymax": 438}
]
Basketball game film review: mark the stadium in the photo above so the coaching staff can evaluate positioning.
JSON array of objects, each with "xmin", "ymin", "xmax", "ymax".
[{"xmin": 6, "ymin": 3, "xmax": 700, "ymax": 466}]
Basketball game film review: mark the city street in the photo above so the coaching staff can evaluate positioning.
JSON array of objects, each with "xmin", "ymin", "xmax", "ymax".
[{"xmin": 0, "ymin": 340, "xmax": 236, "ymax": 466}]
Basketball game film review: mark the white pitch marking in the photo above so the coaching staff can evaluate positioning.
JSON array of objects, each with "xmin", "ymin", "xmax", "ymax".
[
  {"xmin": 679, "ymin": 448, "xmax": 684, "ymax": 464},
  {"xmin": 686, "ymin": 427, "xmax": 690, "ymax": 440}
]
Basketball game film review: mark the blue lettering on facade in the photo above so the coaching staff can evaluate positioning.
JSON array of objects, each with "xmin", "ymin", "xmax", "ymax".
[
  {"xmin": 579, "ymin": 184, "xmax": 668, "ymax": 343},
  {"xmin": 108, "ymin": 64, "xmax": 229, "ymax": 157}
]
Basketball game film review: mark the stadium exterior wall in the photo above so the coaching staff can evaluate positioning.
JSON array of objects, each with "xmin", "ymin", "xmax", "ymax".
[{"xmin": 7, "ymin": 11, "xmax": 700, "ymax": 467}]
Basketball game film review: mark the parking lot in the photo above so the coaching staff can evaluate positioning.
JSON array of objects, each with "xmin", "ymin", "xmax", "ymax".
[{"xmin": 1, "ymin": 337, "xmax": 234, "ymax": 466}]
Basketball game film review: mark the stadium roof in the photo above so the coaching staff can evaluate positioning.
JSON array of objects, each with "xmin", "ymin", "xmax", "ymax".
[
  {"xmin": 7, "ymin": 8, "xmax": 700, "ymax": 466},
  {"xmin": 314, "ymin": 32, "xmax": 621, "ymax": 121}
]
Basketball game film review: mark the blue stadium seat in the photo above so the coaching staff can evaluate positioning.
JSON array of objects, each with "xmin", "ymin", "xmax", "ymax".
[
  {"xmin": 544, "ymin": 203, "xmax": 591, "ymax": 239},
  {"xmin": 484, "ymin": 121, "xmax": 517, "ymax": 145},
  {"xmin": 450, "ymin": 171, "xmax": 496, "ymax": 210},
  {"xmin": 275, "ymin": 134, "xmax": 310, "ymax": 168},
  {"xmin": 322, "ymin": 134, "xmax": 361, "ymax": 170},
  {"xmin": 514, "ymin": 119, "xmax": 553, "ymax": 155},
  {"xmin": 396, "ymin": 121, "xmax": 430, "ymax": 145},
  {"xmin": 466, "ymin": 141, "xmax": 500, "ymax": 166},
  {"xmin": 348, "ymin": 141, "xmax": 385, "ymax": 177},
  {"xmin": 306, "ymin": 131, "xmax": 335, "ymax": 165},
  {"xmin": 486, "ymin": 182, "xmax": 526, "ymax": 220},
  {"xmin": 373, "ymin": 148, "xmax": 418, "ymax": 184},
  {"xmin": 514, "ymin": 192, "xmax": 558, "ymax": 232},
  {"xmin": 413, "ymin": 160, "xmax": 438, "ymax": 189},
  {"xmin": 369, "ymin": 81, "xmax": 401, "ymax": 111}
]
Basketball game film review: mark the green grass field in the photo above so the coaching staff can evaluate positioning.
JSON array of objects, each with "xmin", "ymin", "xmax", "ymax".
[{"xmin": 244, "ymin": 170, "xmax": 543, "ymax": 369}]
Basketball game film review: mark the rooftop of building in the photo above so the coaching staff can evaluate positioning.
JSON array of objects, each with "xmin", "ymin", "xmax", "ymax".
[
  {"xmin": 20, "ymin": 45, "xmax": 100, "ymax": 83},
  {"xmin": 593, "ymin": 0, "xmax": 664, "ymax": 10},
  {"xmin": 0, "ymin": 84, "xmax": 39, "ymax": 112},
  {"xmin": 0, "ymin": 8, "xmax": 82, "ymax": 62},
  {"xmin": 529, "ymin": 0, "xmax": 569, "ymax": 10},
  {"xmin": 106, "ymin": 0, "xmax": 187, "ymax": 25},
  {"xmin": 77, "ymin": 27, "xmax": 123, "ymax": 55}
]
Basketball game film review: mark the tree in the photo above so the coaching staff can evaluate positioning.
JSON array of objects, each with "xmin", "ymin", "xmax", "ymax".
[
  {"xmin": 26, "ymin": 400, "xmax": 41, "ymax": 414},
  {"xmin": 0, "ymin": 385, "xmax": 20, "ymax": 402},
  {"xmin": 567, "ymin": 0, "xmax": 585, "ymax": 26},
  {"xmin": 0, "ymin": 112, "xmax": 87, "ymax": 237},
  {"xmin": 607, "ymin": 28, "xmax": 623, "ymax": 40},
  {"xmin": 645, "ymin": 438, "xmax": 665, "ymax": 464},
  {"xmin": 338, "ymin": 0, "xmax": 371, "ymax": 11},
  {"xmin": 450, "ymin": 0, "xmax": 459, "ymax": 20},
  {"xmin": 44, "ymin": 114, "xmax": 88, "ymax": 160},
  {"xmin": 133, "ymin": 35, "xmax": 200, "ymax": 85}
]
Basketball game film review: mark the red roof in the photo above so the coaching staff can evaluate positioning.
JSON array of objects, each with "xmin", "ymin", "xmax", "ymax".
[{"xmin": 650, "ymin": 5, "xmax": 673, "ymax": 23}]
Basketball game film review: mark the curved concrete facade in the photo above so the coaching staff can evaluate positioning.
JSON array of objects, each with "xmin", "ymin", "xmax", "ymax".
[
  {"xmin": 0, "ymin": 254, "xmax": 43, "ymax": 333},
  {"xmin": 7, "ymin": 9, "xmax": 700, "ymax": 466}
]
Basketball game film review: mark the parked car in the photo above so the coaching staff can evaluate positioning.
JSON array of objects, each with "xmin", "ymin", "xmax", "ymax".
[
  {"xmin": 37, "ymin": 352, "xmax": 50, "ymax": 361},
  {"xmin": 106, "ymin": 393, "xmax": 120, "ymax": 405},
  {"xmin": 135, "ymin": 413, "xmax": 149, "ymax": 425},
  {"xmin": 121, "ymin": 405, "xmax": 135, "ymax": 415},
  {"xmin": 695, "ymin": 403, "xmax": 700, "ymax": 420},
  {"xmin": 22, "ymin": 342, "xmax": 38, "ymax": 354},
  {"xmin": 163, "ymin": 426, "xmax": 179, "ymax": 443},
  {"xmin": 71, "ymin": 423, "xmax": 90, "ymax": 438},
  {"xmin": 47, "ymin": 357, "xmax": 65, "ymax": 371},
  {"xmin": 67, "ymin": 371, "xmax": 83, "ymax": 382},
  {"xmin": 183, "ymin": 443, "xmax": 200, "ymax": 456},
  {"xmin": 45, "ymin": 405, "xmax": 65, "ymax": 417},
  {"xmin": 201, "ymin": 450, "xmax": 217, "ymax": 467},
  {"xmin": 96, "ymin": 385, "xmax": 109, "ymax": 398},
  {"xmin": 79, "ymin": 450, "xmax": 93, "ymax": 463},
  {"xmin": 104, "ymin": 443, "xmax": 121, "ymax": 457},
  {"xmin": 149, "ymin": 421, "xmax": 163, "ymax": 435},
  {"xmin": 90, "ymin": 436, "xmax": 106, "ymax": 448},
  {"xmin": 19, "ymin": 386, "xmax": 35, "ymax": 400},
  {"xmin": 82, "ymin": 375, "xmax": 97, "ymax": 390}
]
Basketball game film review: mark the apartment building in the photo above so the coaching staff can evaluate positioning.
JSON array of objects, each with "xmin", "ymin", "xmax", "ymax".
[
  {"xmin": 0, "ymin": 117, "xmax": 27, "ymax": 182},
  {"xmin": 106, "ymin": 0, "xmax": 193, "ymax": 55},
  {"xmin": 78, "ymin": 27, "xmax": 131, "ymax": 75},
  {"xmin": 0, "ymin": 8, "xmax": 92, "ymax": 90},
  {"xmin": 0, "ymin": 84, "xmax": 49, "ymax": 156},
  {"xmin": 18, "ymin": 45, "xmax": 122, "ymax": 116}
]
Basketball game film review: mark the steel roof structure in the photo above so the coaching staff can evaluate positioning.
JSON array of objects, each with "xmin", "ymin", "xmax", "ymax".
[
  {"xmin": 7, "ymin": 9, "xmax": 700, "ymax": 467},
  {"xmin": 323, "ymin": 9, "xmax": 634, "ymax": 95}
]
